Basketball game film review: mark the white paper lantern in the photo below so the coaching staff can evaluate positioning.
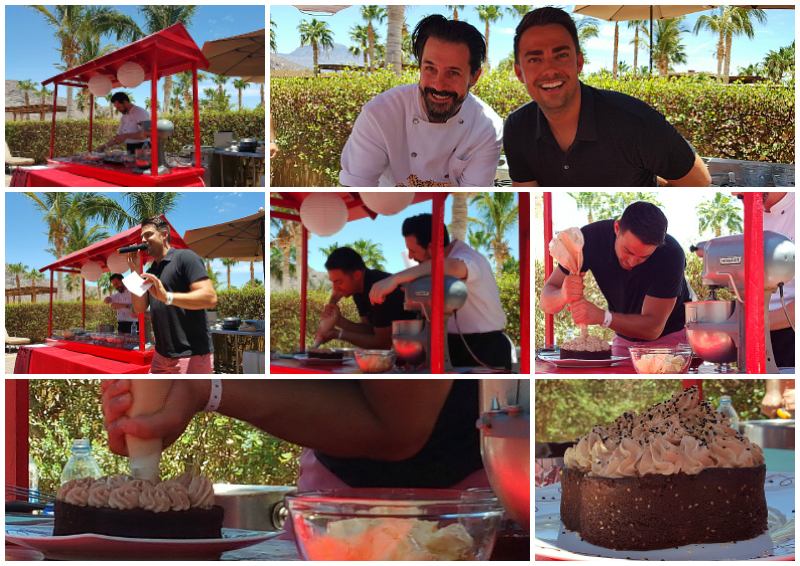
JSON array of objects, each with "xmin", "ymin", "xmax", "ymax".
[
  {"xmin": 87, "ymin": 74, "xmax": 112, "ymax": 97},
  {"xmin": 80, "ymin": 261, "xmax": 103, "ymax": 282},
  {"xmin": 300, "ymin": 193, "xmax": 348, "ymax": 237},
  {"xmin": 360, "ymin": 192, "xmax": 415, "ymax": 216},
  {"xmin": 117, "ymin": 61, "xmax": 145, "ymax": 88},
  {"xmin": 106, "ymin": 253, "xmax": 130, "ymax": 274}
]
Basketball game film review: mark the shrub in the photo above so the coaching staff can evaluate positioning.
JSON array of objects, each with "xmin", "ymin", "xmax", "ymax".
[
  {"xmin": 215, "ymin": 285, "xmax": 266, "ymax": 320},
  {"xmin": 5, "ymin": 301, "xmax": 118, "ymax": 344}
]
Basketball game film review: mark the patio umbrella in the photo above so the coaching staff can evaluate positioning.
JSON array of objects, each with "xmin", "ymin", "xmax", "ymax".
[
  {"xmin": 183, "ymin": 210, "xmax": 266, "ymax": 275},
  {"xmin": 202, "ymin": 29, "xmax": 265, "ymax": 83},
  {"xmin": 572, "ymin": 5, "xmax": 718, "ymax": 74}
]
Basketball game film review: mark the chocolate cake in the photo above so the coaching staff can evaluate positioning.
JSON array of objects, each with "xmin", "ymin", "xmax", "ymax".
[
  {"xmin": 559, "ymin": 335, "xmax": 611, "ymax": 360},
  {"xmin": 54, "ymin": 473, "xmax": 223, "ymax": 539},
  {"xmin": 307, "ymin": 348, "xmax": 344, "ymax": 360},
  {"xmin": 560, "ymin": 387, "xmax": 767, "ymax": 551}
]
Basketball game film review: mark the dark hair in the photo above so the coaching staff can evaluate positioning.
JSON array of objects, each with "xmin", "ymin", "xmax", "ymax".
[
  {"xmin": 402, "ymin": 213, "xmax": 451, "ymax": 248},
  {"xmin": 514, "ymin": 7, "xmax": 581, "ymax": 64},
  {"xmin": 412, "ymin": 14, "xmax": 486, "ymax": 76},
  {"xmin": 618, "ymin": 202, "xmax": 668, "ymax": 246},
  {"xmin": 324, "ymin": 247, "xmax": 367, "ymax": 274},
  {"xmin": 109, "ymin": 273, "xmax": 123, "ymax": 283},
  {"xmin": 140, "ymin": 216, "xmax": 170, "ymax": 244},
  {"xmin": 110, "ymin": 92, "xmax": 130, "ymax": 104}
]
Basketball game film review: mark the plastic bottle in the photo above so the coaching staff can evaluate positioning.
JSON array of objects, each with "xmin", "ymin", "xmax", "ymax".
[
  {"xmin": 565, "ymin": 329, "xmax": 575, "ymax": 344},
  {"xmin": 29, "ymin": 456, "xmax": 39, "ymax": 503},
  {"xmin": 716, "ymin": 395, "xmax": 739, "ymax": 430},
  {"xmin": 60, "ymin": 439, "xmax": 103, "ymax": 485}
]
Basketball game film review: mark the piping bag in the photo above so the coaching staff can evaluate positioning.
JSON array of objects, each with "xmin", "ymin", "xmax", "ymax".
[
  {"xmin": 548, "ymin": 228, "xmax": 587, "ymax": 338},
  {"xmin": 312, "ymin": 292, "xmax": 342, "ymax": 349},
  {"xmin": 127, "ymin": 379, "xmax": 173, "ymax": 483}
]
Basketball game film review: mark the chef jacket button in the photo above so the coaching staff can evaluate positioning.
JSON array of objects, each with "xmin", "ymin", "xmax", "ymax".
[
  {"xmin": 411, "ymin": 152, "xmax": 417, "ymax": 158},
  {"xmin": 458, "ymin": 119, "xmax": 464, "ymax": 124},
  {"xmin": 564, "ymin": 165, "xmax": 569, "ymax": 170},
  {"xmin": 444, "ymin": 174, "xmax": 450, "ymax": 178},
  {"xmin": 413, "ymin": 118, "xmax": 419, "ymax": 124}
]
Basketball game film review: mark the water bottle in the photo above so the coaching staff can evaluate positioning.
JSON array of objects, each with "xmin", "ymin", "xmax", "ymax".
[
  {"xmin": 29, "ymin": 456, "xmax": 39, "ymax": 503},
  {"xmin": 565, "ymin": 329, "xmax": 575, "ymax": 344},
  {"xmin": 131, "ymin": 321, "xmax": 138, "ymax": 334},
  {"xmin": 60, "ymin": 439, "xmax": 103, "ymax": 485},
  {"xmin": 716, "ymin": 395, "xmax": 739, "ymax": 431}
]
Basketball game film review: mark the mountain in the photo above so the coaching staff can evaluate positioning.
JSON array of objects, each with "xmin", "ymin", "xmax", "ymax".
[
  {"xmin": 276, "ymin": 42, "xmax": 363, "ymax": 70},
  {"xmin": 270, "ymin": 54, "xmax": 309, "ymax": 72}
]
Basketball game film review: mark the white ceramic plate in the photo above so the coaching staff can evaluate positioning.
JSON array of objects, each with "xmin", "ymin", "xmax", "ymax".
[
  {"xmin": 5, "ymin": 525, "xmax": 279, "ymax": 560},
  {"xmin": 293, "ymin": 354, "xmax": 353, "ymax": 365},
  {"xmin": 537, "ymin": 353, "xmax": 630, "ymax": 368},
  {"xmin": 535, "ymin": 472, "xmax": 795, "ymax": 560}
]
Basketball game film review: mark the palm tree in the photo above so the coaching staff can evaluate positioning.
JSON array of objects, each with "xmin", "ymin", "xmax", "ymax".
[
  {"xmin": 270, "ymin": 19, "xmax": 277, "ymax": 52},
  {"xmin": 693, "ymin": 11, "xmax": 727, "ymax": 81},
  {"xmin": 450, "ymin": 192, "xmax": 478, "ymax": 242},
  {"xmin": 469, "ymin": 192, "xmax": 519, "ymax": 276},
  {"xmin": 697, "ymin": 193, "xmax": 743, "ymax": 237},
  {"xmin": 644, "ymin": 18, "xmax": 689, "ymax": 77},
  {"xmin": 349, "ymin": 24, "xmax": 373, "ymax": 68},
  {"xmin": 173, "ymin": 69, "xmax": 209, "ymax": 111},
  {"xmin": 764, "ymin": 42, "xmax": 795, "ymax": 84},
  {"xmin": 360, "ymin": 6, "xmax": 387, "ymax": 73},
  {"xmin": 612, "ymin": 22, "xmax": 620, "ymax": 79},
  {"xmin": 627, "ymin": 20, "xmax": 648, "ymax": 75},
  {"xmin": 8, "ymin": 262, "xmax": 29, "ymax": 304},
  {"xmin": 81, "ymin": 192, "xmax": 185, "ymax": 232},
  {"xmin": 573, "ymin": 16, "xmax": 599, "ymax": 66},
  {"xmin": 221, "ymin": 258, "xmax": 237, "ymax": 289},
  {"xmin": 60, "ymin": 217, "xmax": 110, "ymax": 298},
  {"xmin": 298, "ymin": 18, "xmax": 335, "ymax": 75},
  {"xmin": 27, "ymin": 6, "xmax": 130, "ymax": 119},
  {"xmin": 446, "ymin": 5, "xmax": 465, "ymax": 20},
  {"xmin": 386, "ymin": 5, "xmax": 405, "ymax": 77},
  {"xmin": 476, "ymin": 6, "xmax": 503, "ymax": 68},
  {"xmin": 17, "ymin": 80, "xmax": 38, "ymax": 121},
  {"xmin": 27, "ymin": 267, "xmax": 45, "ymax": 303},
  {"xmin": 211, "ymin": 75, "xmax": 229, "ymax": 95},
  {"xmin": 722, "ymin": 7, "xmax": 767, "ymax": 84},
  {"xmin": 506, "ymin": 6, "xmax": 533, "ymax": 20},
  {"xmin": 232, "ymin": 79, "xmax": 250, "ymax": 110},
  {"xmin": 567, "ymin": 192, "xmax": 604, "ymax": 224},
  {"xmin": 466, "ymin": 228, "xmax": 491, "ymax": 254},
  {"xmin": 738, "ymin": 63, "xmax": 765, "ymax": 77},
  {"xmin": 350, "ymin": 239, "xmax": 387, "ymax": 270},
  {"xmin": 109, "ymin": 5, "xmax": 200, "ymax": 113}
]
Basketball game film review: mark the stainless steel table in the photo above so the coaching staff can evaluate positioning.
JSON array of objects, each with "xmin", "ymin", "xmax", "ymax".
[
  {"xmin": 215, "ymin": 150, "xmax": 266, "ymax": 187},
  {"xmin": 211, "ymin": 329, "xmax": 265, "ymax": 374}
]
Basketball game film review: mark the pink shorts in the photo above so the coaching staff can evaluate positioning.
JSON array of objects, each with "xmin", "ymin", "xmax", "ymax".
[{"xmin": 148, "ymin": 351, "xmax": 213, "ymax": 374}]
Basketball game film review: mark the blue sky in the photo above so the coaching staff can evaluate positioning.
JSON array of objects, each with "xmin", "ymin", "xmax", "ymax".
[
  {"xmin": 272, "ymin": 193, "xmax": 522, "ymax": 275},
  {"xmin": 270, "ymin": 5, "xmax": 795, "ymax": 74},
  {"xmin": 5, "ymin": 191, "xmax": 266, "ymax": 288},
  {"xmin": 6, "ymin": 5, "xmax": 266, "ymax": 110}
]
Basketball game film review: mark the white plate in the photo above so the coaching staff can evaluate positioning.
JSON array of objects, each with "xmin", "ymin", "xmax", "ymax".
[
  {"xmin": 537, "ymin": 353, "xmax": 630, "ymax": 368},
  {"xmin": 5, "ymin": 525, "xmax": 279, "ymax": 560},
  {"xmin": 535, "ymin": 472, "xmax": 795, "ymax": 560},
  {"xmin": 293, "ymin": 354, "xmax": 353, "ymax": 365}
]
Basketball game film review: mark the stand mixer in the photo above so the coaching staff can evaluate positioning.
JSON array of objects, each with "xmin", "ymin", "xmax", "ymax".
[
  {"xmin": 137, "ymin": 119, "xmax": 174, "ymax": 175},
  {"xmin": 391, "ymin": 276, "xmax": 467, "ymax": 372},
  {"xmin": 686, "ymin": 231, "xmax": 795, "ymax": 373}
]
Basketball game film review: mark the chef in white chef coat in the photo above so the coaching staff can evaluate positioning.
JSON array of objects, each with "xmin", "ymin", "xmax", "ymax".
[{"xmin": 339, "ymin": 15, "xmax": 503, "ymax": 187}]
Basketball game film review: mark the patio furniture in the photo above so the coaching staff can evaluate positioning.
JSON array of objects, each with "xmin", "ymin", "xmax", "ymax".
[
  {"xmin": 5, "ymin": 141, "xmax": 34, "ymax": 173},
  {"xmin": 5, "ymin": 328, "xmax": 30, "ymax": 353}
]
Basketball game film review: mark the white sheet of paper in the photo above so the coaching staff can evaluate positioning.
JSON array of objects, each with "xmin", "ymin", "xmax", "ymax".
[{"xmin": 122, "ymin": 272, "xmax": 153, "ymax": 297}]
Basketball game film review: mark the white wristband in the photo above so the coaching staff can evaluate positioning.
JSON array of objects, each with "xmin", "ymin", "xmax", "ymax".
[
  {"xmin": 166, "ymin": 292, "xmax": 174, "ymax": 306},
  {"xmin": 338, "ymin": 328, "xmax": 344, "ymax": 340},
  {"xmin": 601, "ymin": 310, "xmax": 613, "ymax": 329},
  {"xmin": 204, "ymin": 379, "xmax": 222, "ymax": 412}
]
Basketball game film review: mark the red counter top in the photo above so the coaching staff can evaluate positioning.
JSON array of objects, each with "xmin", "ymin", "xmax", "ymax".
[
  {"xmin": 15, "ymin": 345, "xmax": 150, "ymax": 374},
  {"xmin": 47, "ymin": 158, "xmax": 204, "ymax": 187}
]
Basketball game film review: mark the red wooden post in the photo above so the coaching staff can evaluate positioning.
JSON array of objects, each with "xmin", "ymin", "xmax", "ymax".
[
  {"xmin": 543, "ymin": 192, "xmax": 554, "ymax": 346},
  {"xmin": 744, "ymin": 193, "xmax": 766, "ymax": 373},
  {"xmin": 519, "ymin": 193, "xmax": 530, "ymax": 374},
  {"xmin": 300, "ymin": 224, "xmax": 309, "ymax": 351},
  {"xmin": 81, "ymin": 276, "xmax": 86, "ymax": 328},
  {"xmin": 48, "ymin": 269, "xmax": 54, "ymax": 338},
  {"xmin": 192, "ymin": 63, "xmax": 201, "ymax": 170},
  {"xmin": 50, "ymin": 83, "xmax": 58, "ymax": 158},
  {"xmin": 431, "ymin": 194, "xmax": 446, "ymax": 373},
  {"xmin": 151, "ymin": 49, "xmax": 159, "ymax": 176},
  {"xmin": 6, "ymin": 380, "xmax": 29, "ymax": 498},
  {"xmin": 88, "ymin": 92, "xmax": 94, "ymax": 151}
]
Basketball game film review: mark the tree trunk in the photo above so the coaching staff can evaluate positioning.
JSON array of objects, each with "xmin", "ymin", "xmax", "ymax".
[
  {"xmin": 484, "ymin": 22, "xmax": 491, "ymax": 67},
  {"xmin": 612, "ymin": 23, "xmax": 619, "ymax": 79},
  {"xmin": 313, "ymin": 42, "xmax": 320, "ymax": 75},
  {"xmin": 633, "ymin": 26, "xmax": 639, "ymax": 74},
  {"xmin": 386, "ymin": 6, "xmax": 404, "ymax": 78},
  {"xmin": 724, "ymin": 34, "xmax": 733, "ymax": 84},
  {"xmin": 717, "ymin": 31, "xmax": 725, "ymax": 81},
  {"xmin": 368, "ymin": 23, "xmax": 375, "ymax": 73},
  {"xmin": 450, "ymin": 192, "xmax": 477, "ymax": 242}
]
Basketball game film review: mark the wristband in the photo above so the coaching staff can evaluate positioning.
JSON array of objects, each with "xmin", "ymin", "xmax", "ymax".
[
  {"xmin": 338, "ymin": 328, "xmax": 344, "ymax": 340},
  {"xmin": 166, "ymin": 292, "xmax": 174, "ymax": 306},
  {"xmin": 269, "ymin": 139, "xmax": 279, "ymax": 144},
  {"xmin": 204, "ymin": 379, "xmax": 222, "ymax": 412},
  {"xmin": 601, "ymin": 309, "xmax": 613, "ymax": 329}
]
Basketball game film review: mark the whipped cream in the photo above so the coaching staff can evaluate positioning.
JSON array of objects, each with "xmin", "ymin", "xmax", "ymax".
[
  {"xmin": 562, "ymin": 335, "xmax": 610, "ymax": 352},
  {"xmin": 564, "ymin": 387, "xmax": 764, "ymax": 477},
  {"xmin": 57, "ymin": 473, "xmax": 215, "ymax": 512}
]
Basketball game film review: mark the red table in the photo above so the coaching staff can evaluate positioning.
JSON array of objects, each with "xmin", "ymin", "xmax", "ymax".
[
  {"xmin": 271, "ymin": 358, "xmax": 362, "ymax": 374},
  {"xmin": 14, "ymin": 345, "xmax": 150, "ymax": 374},
  {"xmin": 46, "ymin": 159, "xmax": 205, "ymax": 187},
  {"xmin": 26, "ymin": 169, "xmax": 122, "ymax": 187}
]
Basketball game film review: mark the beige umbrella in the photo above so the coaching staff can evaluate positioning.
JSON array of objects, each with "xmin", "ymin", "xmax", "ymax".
[
  {"xmin": 183, "ymin": 211, "xmax": 266, "ymax": 268},
  {"xmin": 202, "ymin": 29, "xmax": 265, "ymax": 83}
]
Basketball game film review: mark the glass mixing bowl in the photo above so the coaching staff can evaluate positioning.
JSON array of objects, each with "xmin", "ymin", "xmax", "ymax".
[{"xmin": 629, "ymin": 346, "xmax": 693, "ymax": 374}]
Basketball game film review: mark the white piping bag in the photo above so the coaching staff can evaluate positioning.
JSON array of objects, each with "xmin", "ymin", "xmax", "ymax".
[
  {"xmin": 127, "ymin": 379, "xmax": 172, "ymax": 483},
  {"xmin": 548, "ymin": 228, "xmax": 587, "ymax": 337}
]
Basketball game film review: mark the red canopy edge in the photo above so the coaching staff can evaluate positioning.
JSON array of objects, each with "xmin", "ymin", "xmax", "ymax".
[
  {"xmin": 39, "ymin": 215, "xmax": 189, "ymax": 273},
  {"xmin": 272, "ymin": 192, "xmax": 449, "ymax": 224}
]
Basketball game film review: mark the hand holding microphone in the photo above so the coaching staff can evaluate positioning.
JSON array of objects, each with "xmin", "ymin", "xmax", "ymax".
[{"xmin": 120, "ymin": 243, "xmax": 148, "ymax": 274}]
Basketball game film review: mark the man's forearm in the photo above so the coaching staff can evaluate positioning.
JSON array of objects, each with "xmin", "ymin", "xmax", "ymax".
[
  {"xmin": 168, "ymin": 289, "xmax": 217, "ymax": 310},
  {"xmin": 769, "ymin": 300, "xmax": 794, "ymax": 331},
  {"xmin": 341, "ymin": 329, "xmax": 390, "ymax": 350},
  {"xmin": 131, "ymin": 293, "xmax": 149, "ymax": 314},
  {"xmin": 608, "ymin": 312, "xmax": 666, "ymax": 341},
  {"xmin": 338, "ymin": 317, "xmax": 373, "ymax": 334},
  {"xmin": 539, "ymin": 283, "xmax": 567, "ymax": 314}
]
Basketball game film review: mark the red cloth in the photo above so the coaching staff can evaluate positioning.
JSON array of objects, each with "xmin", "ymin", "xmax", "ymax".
[
  {"xmin": 13, "ymin": 346, "xmax": 35, "ymax": 373},
  {"xmin": 26, "ymin": 169, "xmax": 122, "ymax": 187},
  {"xmin": 23, "ymin": 346, "xmax": 150, "ymax": 374},
  {"xmin": 9, "ymin": 167, "xmax": 31, "ymax": 187}
]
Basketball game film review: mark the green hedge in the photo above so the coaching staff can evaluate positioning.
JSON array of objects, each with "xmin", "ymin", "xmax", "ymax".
[
  {"xmin": 270, "ymin": 273, "xmax": 520, "ymax": 353},
  {"xmin": 5, "ymin": 301, "xmax": 118, "ymax": 344},
  {"xmin": 5, "ymin": 109, "xmax": 267, "ymax": 164},
  {"xmin": 215, "ymin": 285, "xmax": 266, "ymax": 320},
  {"xmin": 271, "ymin": 69, "xmax": 794, "ymax": 185}
]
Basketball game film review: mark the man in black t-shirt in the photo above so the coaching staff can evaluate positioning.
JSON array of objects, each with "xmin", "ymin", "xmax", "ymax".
[
  {"xmin": 126, "ymin": 216, "xmax": 217, "ymax": 374},
  {"xmin": 505, "ymin": 7, "xmax": 711, "ymax": 187},
  {"xmin": 540, "ymin": 202, "xmax": 693, "ymax": 357},
  {"xmin": 315, "ymin": 247, "xmax": 415, "ymax": 349}
]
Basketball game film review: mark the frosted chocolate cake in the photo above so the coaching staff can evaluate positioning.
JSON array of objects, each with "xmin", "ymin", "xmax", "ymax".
[{"xmin": 560, "ymin": 335, "xmax": 612, "ymax": 360}]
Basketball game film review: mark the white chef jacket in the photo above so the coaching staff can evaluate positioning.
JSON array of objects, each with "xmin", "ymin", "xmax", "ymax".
[
  {"xmin": 340, "ymin": 83, "xmax": 503, "ymax": 187},
  {"xmin": 763, "ymin": 192, "xmax": 794, "ymax": 312},
  {"xmin": 117, "ymin": 105, "xmax": 150, "ymax": 145},
  {"xmin": 445, "ymin": 239, "xmax": 508, "ymax": 334},
  {"xmin": 109, "ymin": 289, "xmax": 137, "ymax": 322}
]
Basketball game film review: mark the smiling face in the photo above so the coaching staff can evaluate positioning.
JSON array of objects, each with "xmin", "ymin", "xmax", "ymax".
[
  {"xmin": 418, "ymin": 37, "xmax": 481, "ymax": 123},
  {"xmin": 514, "ymin": 24, "xmax": 584, "ymax": 116},
  {"xmin": 327, "ymin": 269, "xmax": 363, "ymax": 298},
  {"xmin": 140, "ymin": 223, "xmax": 168, "ymax": 257},
  {"xmin": 614, "ymin": 221, "xmax": 658, "ymax": 271},
  {"xmin": 111, "ymin": 277, "xmax": 125, "ymax": 293},
  {"xmin": 405, "ymin": 235, "xmax": 432, "ymax": 263}
]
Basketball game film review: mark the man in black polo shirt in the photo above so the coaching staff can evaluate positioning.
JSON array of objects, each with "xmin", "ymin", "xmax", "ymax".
[
  {"xmin": 505, "ymin": 7, "xmax": 711, "ymax": 187},
  {"xmin": 126, "ymin": 216, "xmax": 218, "ymax": 374},
  {"xmin": 314, "ymin": 247, "xmax": 415, "ymax": 349},
  {"xmin": 539, "ymin": 202, "xmax": 693, "ymax": 357}
]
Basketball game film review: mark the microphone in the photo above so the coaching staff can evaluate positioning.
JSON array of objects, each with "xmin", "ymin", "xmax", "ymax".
[{"xmin": 117, "ymin": 243, "xmax": 148, "ymax": 254}]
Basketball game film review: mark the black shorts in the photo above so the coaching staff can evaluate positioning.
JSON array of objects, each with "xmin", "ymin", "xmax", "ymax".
[{"xmin": 448, "ymin": 331, "xmax": 513, "ymax": 370}]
